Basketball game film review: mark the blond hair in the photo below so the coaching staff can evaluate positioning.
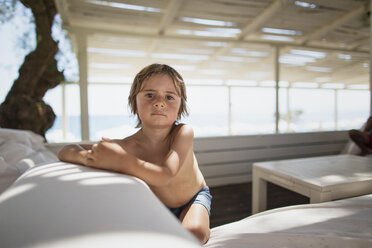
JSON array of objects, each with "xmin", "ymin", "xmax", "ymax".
[{"xmin": 128, "ymin": 64, "xmax": 189, "ymax": 128}]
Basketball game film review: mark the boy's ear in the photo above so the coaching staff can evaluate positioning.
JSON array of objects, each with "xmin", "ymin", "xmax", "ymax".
[{"xmin": 133, "ymin": 102, "xmax": 138, "ymax": 114}]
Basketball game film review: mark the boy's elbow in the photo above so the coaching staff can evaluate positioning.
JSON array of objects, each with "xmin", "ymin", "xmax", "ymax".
[
  {"xmin": 57, "ymin": 145, "xmax": 72, "ymax": 161},
  {"xmin": 57, "ymin": 149, "xmax": 66, "ymax": 161},
  {"xmin": 58, "ymin": 150, "xmax": 72, "ymax": 162},
  {"xmin": 57, "ymin": 144, "xmax": 83, "ymax": 163}
]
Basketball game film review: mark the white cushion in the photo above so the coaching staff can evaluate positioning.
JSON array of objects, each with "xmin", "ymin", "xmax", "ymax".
[
  {"xmin": 204, "ymin": 194, "xmax": 372, "ymax": 248},
  {"xmin": 0, "ymin": 128, "xmax": 58, "ymax": 195},
  {"xmin": 0, "ymin": 162, "xmax": 200, "ymax": 248}
]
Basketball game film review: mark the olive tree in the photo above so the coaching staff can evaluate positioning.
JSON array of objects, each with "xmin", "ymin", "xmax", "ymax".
[{"xmin": 0, "ymin": 0, "xmax": 64, "ymax": 139}]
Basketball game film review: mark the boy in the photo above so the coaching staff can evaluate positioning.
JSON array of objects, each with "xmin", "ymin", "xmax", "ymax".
[{"xmin": 58, "ymin": 64, "xmax": 212, "ymax": 244}]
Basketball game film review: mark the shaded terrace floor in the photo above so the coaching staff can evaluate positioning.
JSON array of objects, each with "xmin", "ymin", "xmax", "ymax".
[{"xmin": 210, "ymin": 182, "xmax": 309, "ymax": 228}]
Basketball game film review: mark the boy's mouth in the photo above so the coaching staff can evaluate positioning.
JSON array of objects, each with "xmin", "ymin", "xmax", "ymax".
[{"xmin": 151, "ymin": 112, "xmax": 166, "ymax": 116}]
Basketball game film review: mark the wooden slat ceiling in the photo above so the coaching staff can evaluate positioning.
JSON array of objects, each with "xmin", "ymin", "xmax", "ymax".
[{"xmin": 55, "ymin": 0, "xmax": 371, "ymax": 88}]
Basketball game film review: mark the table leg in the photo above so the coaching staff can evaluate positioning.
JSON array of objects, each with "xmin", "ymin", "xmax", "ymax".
[
  {"xmin": 252, "ymin": 170, "xmax": 267, "ymax": 214},
  {"xmin": 310, "ymin": 190, "xmax": 332, "ymax": 203}
]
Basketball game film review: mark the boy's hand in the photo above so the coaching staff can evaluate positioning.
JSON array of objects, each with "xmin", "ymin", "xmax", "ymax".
[{"xmin": 85, "ymin": 138, "xmax": 126, "ymax": 172}]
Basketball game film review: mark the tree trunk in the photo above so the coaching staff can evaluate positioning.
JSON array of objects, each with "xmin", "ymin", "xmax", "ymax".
[{"xmin": 0, "ymin": 0, "xmax": 64, "ymax": 139}]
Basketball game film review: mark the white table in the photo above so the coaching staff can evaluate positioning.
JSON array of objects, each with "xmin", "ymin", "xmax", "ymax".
[{"xmin": 252, "ymin": 154, "xmax": 372, "ymax": 214}]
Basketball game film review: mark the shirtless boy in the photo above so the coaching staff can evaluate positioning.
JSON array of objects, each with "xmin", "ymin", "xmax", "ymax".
[{"xmin": 58, "ymin": 64, "xmax": 212, "ymax": 244}]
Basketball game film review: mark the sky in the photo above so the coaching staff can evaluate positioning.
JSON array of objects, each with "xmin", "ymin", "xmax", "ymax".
[{"xmin": 0, "ymin": 3, "xmax": 33, "ymax": 103}]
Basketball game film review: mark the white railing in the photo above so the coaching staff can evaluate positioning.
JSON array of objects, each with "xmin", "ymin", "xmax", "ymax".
[{"xmin": 194, "ymin": 131, "xmax": 349, "ymax": 186}]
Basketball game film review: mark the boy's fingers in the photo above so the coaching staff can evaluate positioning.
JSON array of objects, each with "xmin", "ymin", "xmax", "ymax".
[
  {"xmin": 86, "ymin": 150, "xmax": 93, "ymax": 158},
  {"xmin": 85, "ymin": 150, "xmax": 97, "ymax": 165},
  {"xmin": 85, "ymin": 157, "xmax": 95, "ymax": 167},
  {"xmin": 92, "ymin": 143, "xmax": 98, "ymax": 152},
  {"xmin": 85, "ymin": 151, "xmax": 96, "ymax": 165}
]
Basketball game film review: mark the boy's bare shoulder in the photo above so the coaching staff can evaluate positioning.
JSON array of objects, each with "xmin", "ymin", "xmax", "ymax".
[
  {"xmin": 107, "ymin": 133, "xmax": 138, "ymax": 149},
  {"xmin": 172, "ymin": 124, "xmax": 194, "ymax": 141},
  {"xmin": 120, "ymin": 133, "xmax": 137, "ymax": 146}
]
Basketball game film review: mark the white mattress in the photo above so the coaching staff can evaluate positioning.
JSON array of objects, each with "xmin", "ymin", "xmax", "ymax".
[
  {"xmin": 0, "ymin": 162, "xmax": 200, "ymax": 248},
  {"xmin": 205, "ymin": 194, "xmax": 372, "ymax": 248},
  {"xmin": 0, "ymin": 128, "xmax": 58, "ymax": 195}
]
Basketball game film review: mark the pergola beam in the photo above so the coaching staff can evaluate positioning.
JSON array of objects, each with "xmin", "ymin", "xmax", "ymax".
[
  {"xmin": 297, "ymin": 5, "xmax": 366, "ymax": 45},
  {"xmin": 158, "ymin": 0, "xmax": 184, "ymax": 35},
  {"xmin": 240, "ymin": 0, "xmax": 287, "ymax": 40}
]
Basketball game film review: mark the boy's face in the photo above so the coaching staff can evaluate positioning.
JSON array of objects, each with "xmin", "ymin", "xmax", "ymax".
[{"xmin": 136, "ymin": 74, "xmax": 181, "ymax": 128}]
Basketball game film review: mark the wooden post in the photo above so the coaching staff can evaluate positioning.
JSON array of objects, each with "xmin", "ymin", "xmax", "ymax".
[{"xmin": 76, "ymin": 32, "xmax": 90, "ymax": 141}]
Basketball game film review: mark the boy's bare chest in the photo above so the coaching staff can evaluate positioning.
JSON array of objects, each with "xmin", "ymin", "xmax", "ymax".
[{"xmin": 127, "ymin": 143, "xmax": 169, "ymax": 165}]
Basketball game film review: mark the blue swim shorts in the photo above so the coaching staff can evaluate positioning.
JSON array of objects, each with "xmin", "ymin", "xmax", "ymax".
[{"xmin": 168, "ymin": 186, "xmax": 212, "ymax": 218}]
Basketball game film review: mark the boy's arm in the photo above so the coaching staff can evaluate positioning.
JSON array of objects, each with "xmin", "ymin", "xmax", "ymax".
[
  {"xmin": 85, "ymin": 125, "xmax": 193, "ymax": 186},
  {"xmin": 58, "ymin": 144, "xmax": 92, "ymax": 165}
]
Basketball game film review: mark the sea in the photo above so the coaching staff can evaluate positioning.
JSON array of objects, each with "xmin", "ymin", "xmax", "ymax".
[{"xmin": 45, "ymin": 112, "xmax": 366, "ymax": 143}]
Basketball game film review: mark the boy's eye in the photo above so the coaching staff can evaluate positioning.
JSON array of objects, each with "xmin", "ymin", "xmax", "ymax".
[
  {"xmin": 145, "ymin": 93, "xmax": 154, "ymax": 98},
  {"xmin": 166, "ymin": 95, "xmax": 174, "ymax": 100}
]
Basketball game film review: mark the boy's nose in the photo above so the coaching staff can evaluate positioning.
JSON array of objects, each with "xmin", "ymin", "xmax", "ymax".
[{"xmin": 154, "ymin": 101, "xmax": 165, "ymax": 108}]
